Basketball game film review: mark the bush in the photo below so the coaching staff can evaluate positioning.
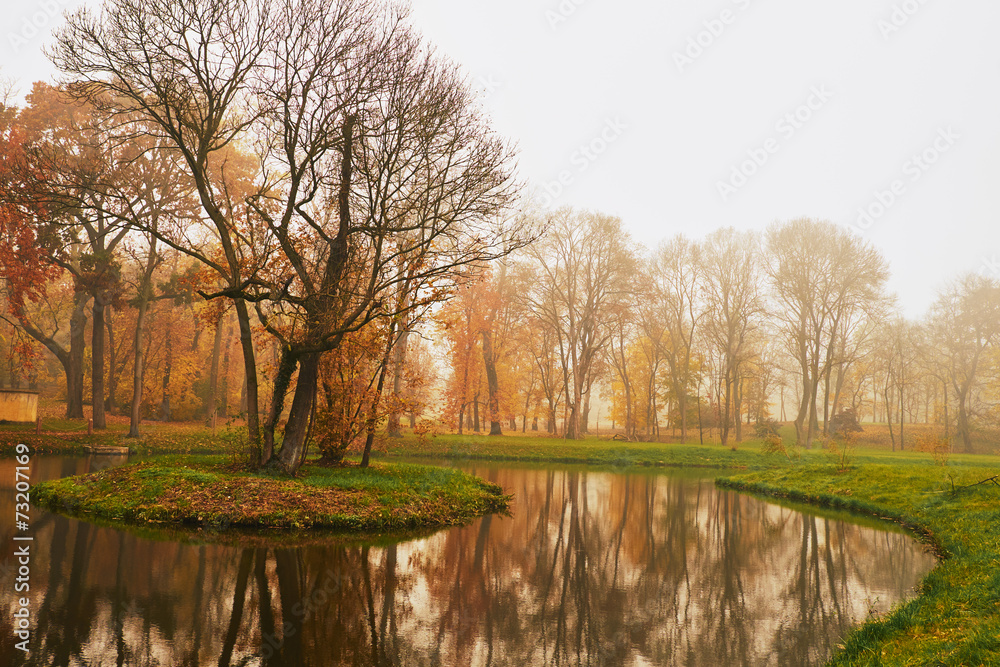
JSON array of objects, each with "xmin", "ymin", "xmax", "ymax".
[
  {"xmin": 753, "ymin": 419, "xmax": 782, "ymax": 439},
  {"xmin": 760, "ymin": 433, "xmax": 799, "ymax": 462},
  {"xmin": 915, "ymin": 432, "xmax": 952, "ymax": 466},
  {"xmin": 829, "ymin": 409, "xmax": 863, "ymax": 438},
  {"xmin": 825, "ymin": 431, "xmax": 858, "ymax": 473}
]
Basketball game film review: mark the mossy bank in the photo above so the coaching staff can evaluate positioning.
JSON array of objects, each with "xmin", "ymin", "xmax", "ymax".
[{"xmin": 33, "ymin": 456, "xmax": 509, "ymax": 532}]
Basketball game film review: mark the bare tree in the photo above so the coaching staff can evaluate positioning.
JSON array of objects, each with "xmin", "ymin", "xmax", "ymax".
[
  {"xmin": 51, "ymin": 0, "xmax": 522, "ymax": 471},
  {"xmin": 926, "ymin": 275, "xmax": 1000, "ymax": 453},
  {"xmin": 765, "ymin": 219, "xmax": 889, "ymax": 448},
  {"xmin": 528, "ymin": 209, "xmax": 633, "ymax": 439},
  {"xmin": 701, "ymin": 228, "xmax": 762, "ymax": 447},
  {"xmin": 51, "ymin": 0, "xmax": 279, "ymax": 452},
  {"xmin": 649, "ymin": 235, "xmax": 703, "ymax": 444}
]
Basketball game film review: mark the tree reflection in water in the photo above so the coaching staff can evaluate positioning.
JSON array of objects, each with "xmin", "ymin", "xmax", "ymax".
[{"xmin": 1, "ymin": 460, "xmax": 935, "ymax": 666}]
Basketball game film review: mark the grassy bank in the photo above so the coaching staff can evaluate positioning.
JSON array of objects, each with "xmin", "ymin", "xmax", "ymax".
[
  {"xmin": 373, "ymin": 432, "xmax": 787, "ymax": 468},
  {"xmin": 33, "ymin": 456, "xmax": 509, "ymax": 532},
  {"xmin": 717, "ymin": 464, "xmax": 1000, "ymax": 666},
  {"xmin": 372, "ymin": 432, "xmax": 1000, "ymax": 470},
  {"xmin": 0, "ymin": 416, "xmax": 240, "ymax": 455}
]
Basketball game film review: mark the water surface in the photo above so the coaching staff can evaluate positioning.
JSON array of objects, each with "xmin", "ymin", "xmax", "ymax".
[{"xmin": 1, "ymin": 456, "xmax": 936, "ymax": 666}]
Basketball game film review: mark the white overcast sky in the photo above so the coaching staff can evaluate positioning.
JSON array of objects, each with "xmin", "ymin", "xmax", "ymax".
[{"xmin": 4, "ymin": 0, "xmax": 1000, "ymax": 318}]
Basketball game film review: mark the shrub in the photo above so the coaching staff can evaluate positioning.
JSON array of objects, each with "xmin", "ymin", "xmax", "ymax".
[
  {"xmin": 753, "ymin": 419, "xmax": 782, "ymax": 439},
  {"xmin": 915, "ymin": 432, "xmax": 952, "ymax": 467},
  {"xmin": 829, "ymin": 408, "xmax": 863, "ymax": 438},
  {"xmin": 825, "ymin": 431, "xmax": 858, "ymax": 473}
]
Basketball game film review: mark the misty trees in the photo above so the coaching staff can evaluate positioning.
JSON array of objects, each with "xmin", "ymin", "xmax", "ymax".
[
  {"xmin": 927, "ymin": 275, "xmax": 1000, "ymax": 453},
  {"xmin": 528, "ymin": 209, "xmax": 633, "ymax": 439},
  {"xmin": 648, "ymin": 236, "xmax": 702, "ymax": 444},
  {"xmin": 700, "ymin": 228, "xmax": 762, "ymax": 448},
  {"xmin": 765, "ymin": 219, "xmax": 889, "ymax": 448},
  {"xmin": 52, "ymin": 0, "xmax": 278, "ymax": 450},
  {"xmin": 251, "ymin": 11, "xmax": 519, "ymax": 470},
  {"xmin": 52, "ymin": 0, "xmax": 521, "ymax": 471}
]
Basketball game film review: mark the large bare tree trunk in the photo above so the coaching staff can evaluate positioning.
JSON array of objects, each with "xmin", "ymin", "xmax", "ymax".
[
  {"xmin": 264, "ymin": 348, "xmax": 298, "ymax": 463},
  {"xmin": 276, "ymin": 352, "xmax": 321, "ymax": 471}
]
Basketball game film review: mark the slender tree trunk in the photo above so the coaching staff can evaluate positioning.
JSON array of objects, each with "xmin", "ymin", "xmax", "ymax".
[
  {"xmin": 697, "ymin": 385, "xmax": 704, "ymax": 444},
  {"xmin": 885, "ymin": 385, "xmax": 896, "ymax": 451},
  {"xmin": 128, "ymin": 296, "xmax": 152, "ymax": 437},
  {"xmin": 128, "ymin": 239, "xmax": 159, "ymax": 437},
  {"xmin": 386, "ymin": 328, "xmax": 408, "ymax": 438},
  {"xmin": 956, "ymin": 388, "xmax": 973, "ymax": 453},
  {"xmin": 481, "ymin": 330, "xmax": 502, "ymax": 436},
  {"xmin": 734, "ymin": 369, "xmax": 743, "ymax": 443},
  {"xmin": 794, "ymin": 367, "xmax": 810, "ymax": 449},
  {"xmin": 159, "ymin": 317, "xmax": 173, "ymax": 422},
  {"xmin": 92, "ymin": 297, "xmax": 107, "ymax": 429},
  {"xmin": 206, "ymin": 309, "xmax": 224, "ymax": 426},
  {"xmin": 221, "ymin": 320, "xmax": 233, "ymax": 418},
  {"xmin": 105, "ymin": 306, "xmax": 117, "ymax": 414},
  {"xmin": 473, "ymin": 392, "xmax": 481, "ymax": 433},
  {"xmin": 721, "ymin": 367, "xmax": 733, "ymax": 448},
  {"xmin": 942, "ymin": 380, "xmax": 949, "ymax": 440},
  {"xmin": 67, "ymin": 294, "xmax": 87, "ymax": 419},
  {"xmin": 361, "ymin": 327, "xmax": 397, "ymax": 468},
  {"xmin": 234, "ymin": 299, "xmax": 261, "ymax": 459},
  {"xmin": 898, "ymin": 363, "xmax": 905, "ymax": 451}
]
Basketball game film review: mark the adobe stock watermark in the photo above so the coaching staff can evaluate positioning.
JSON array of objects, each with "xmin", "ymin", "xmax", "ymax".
[
  {"xmin": 877, "ymin": 0, "xmax": 932, "ymax": 40},
  {"xmin": 673, "ymin": 0, "xmax": 756, "ymax": 74},
  {"xmin": 978, "ymin": 254, "xmax": 1000, "ymax": 279},
  {"xmin": 475, "ymin": 74, "xmax": 503, "ymax": 100},
  {"xmin": 855, "ymin": 126, "xmax": 958, "ymax": 232},
  {"xmin": 11, "ymin": 443, "xmax": 33, "ymax": 654},
  {"xmin": 716, "ymin": 85, "xmax": 833, "ymax": 202},
  {"xmin": 539, "ymin": 117, "xmax": 628, "ymax": 207},
  {"xmin": 545, "ymin": 0, "xmax": 591, "ymax": 31},
  {"xmin": 8, "ymin": 0, "xmax": 73, "ymax": 53}
]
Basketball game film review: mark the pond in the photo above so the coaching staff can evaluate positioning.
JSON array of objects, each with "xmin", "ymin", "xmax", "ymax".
[{"xmin": 1, "ymin": 456, "xmax": 936, "ymax": 666}]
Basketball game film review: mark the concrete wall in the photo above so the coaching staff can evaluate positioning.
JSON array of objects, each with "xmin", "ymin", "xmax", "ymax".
[{"xmin": 0, "ymin": 390, "xmax": 38, "ymax": 422}]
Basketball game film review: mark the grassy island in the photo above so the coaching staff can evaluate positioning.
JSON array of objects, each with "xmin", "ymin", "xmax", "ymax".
[{"xmin": 33, "ymin": 456, "xmax": 509, "ymax": 532}]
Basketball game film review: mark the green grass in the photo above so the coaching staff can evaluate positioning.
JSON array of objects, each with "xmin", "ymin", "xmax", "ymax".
[
  {"xmin": 375, "ymin": 432, "xmax": 1000, "ymax": 470},
  {"xmin": 0, "ymin": 417, "xmax": 245, "ymax": 455},
  {"xmin": 717, "ymin": 464, "xmax": 1000, "ymax": 666},
  {"xmin": 33, "ymin": 455, "xmax": 509, "ymax": 533}
]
